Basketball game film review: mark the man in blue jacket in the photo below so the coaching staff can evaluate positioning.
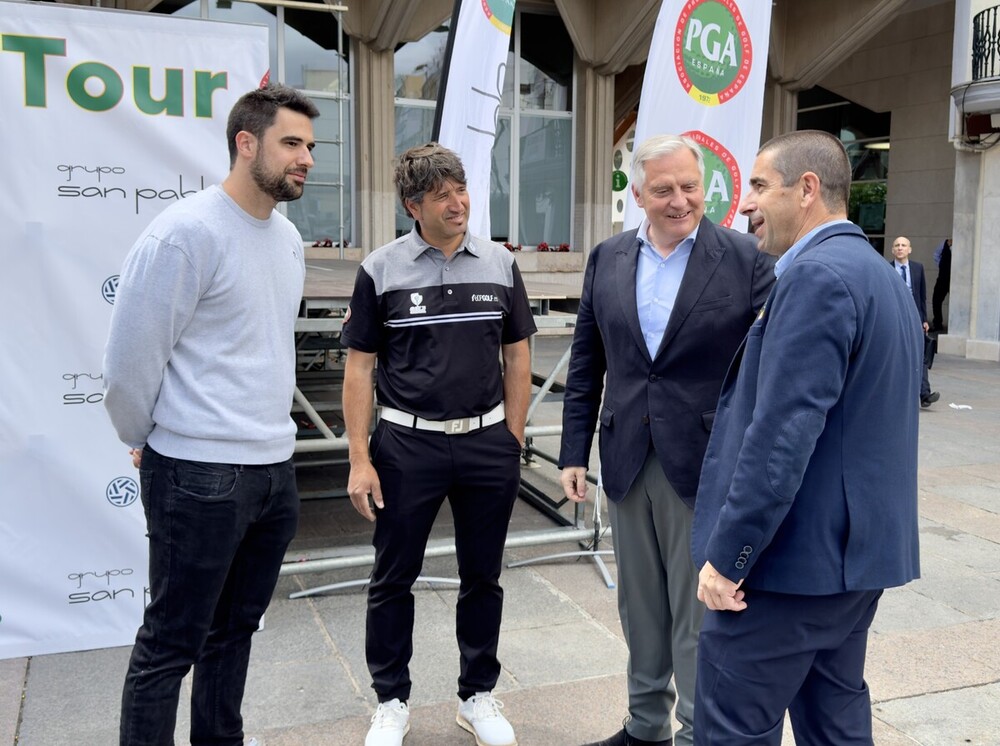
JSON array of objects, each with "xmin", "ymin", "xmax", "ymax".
[{"xmin": 692, "ymin": 130, "xmax": 922, "ymax": 745}]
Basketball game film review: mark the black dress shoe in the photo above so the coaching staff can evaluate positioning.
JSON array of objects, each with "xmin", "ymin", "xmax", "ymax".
[
  {"xmin": 582, "ymin": 720, "xmax": 672, "ymax": 746},
  {"xmin": 921, "ymin": 391, "xmax": 941, "ymax": 407}
]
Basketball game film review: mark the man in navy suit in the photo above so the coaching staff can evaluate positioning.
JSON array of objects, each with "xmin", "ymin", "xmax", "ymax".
[
  {"xmin": 891, "ymin": 235, "xmax": 940, "ymax": 407},
  {"xmin": 692, "ymin": 130, "xmax": 922, "ymax": 745},
  {"xmin": 559, "ymin": 134, "xmax": 774, "ymax": 746}
]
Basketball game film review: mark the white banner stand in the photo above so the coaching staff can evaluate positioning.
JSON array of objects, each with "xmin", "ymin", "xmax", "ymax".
[{"xmin": 0, "ymin": 2, "xmax": 268, "ymax": 659}]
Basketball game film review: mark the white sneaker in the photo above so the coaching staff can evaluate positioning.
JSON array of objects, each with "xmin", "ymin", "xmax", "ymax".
[
  {"xmin": 456, "ymin": 692, "xmax": 516, "ymax": 746},
  {"xmin": 365, "ymin": 698, "xmax": 410, "ymax": 746}
]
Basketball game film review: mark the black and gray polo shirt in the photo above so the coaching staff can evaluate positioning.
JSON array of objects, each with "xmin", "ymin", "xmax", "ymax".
[{"xmin": 340, "ymin": 228, "xmax": 537, "ymax": 420}]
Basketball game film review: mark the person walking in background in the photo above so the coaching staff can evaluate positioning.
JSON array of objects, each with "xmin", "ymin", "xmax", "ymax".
[
  {"xmin": 104, "ymin": 84, "xmax": 319, "ymax": 746},
  {"xmin": 693, "ymin": 130, "xmax": 922, "ymax": 746},
  {"xmin": 559, "ymin": 134, "xmax": 775, "ymax": 746},
  {"xmin": 932, "ymin": 237, "xmax": 952, "ymax": 332},
  {"xmin": 341, "ymin": 143, "xmax": 535, "ymax": 746},
  {"xmin": 891, "ymin": 236, "xmax": 940, "ymax": 407}
]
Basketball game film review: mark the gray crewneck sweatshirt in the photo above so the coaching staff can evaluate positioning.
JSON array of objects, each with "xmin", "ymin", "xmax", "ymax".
[{"xmin": 103, "ymin": 185, "xmax": 305, "ymax": 464}]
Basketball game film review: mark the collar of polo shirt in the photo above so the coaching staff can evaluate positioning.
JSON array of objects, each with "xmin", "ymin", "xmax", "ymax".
[{"xmin": 406, "ymin": 227, "xmax": 478, "ymax": 260}]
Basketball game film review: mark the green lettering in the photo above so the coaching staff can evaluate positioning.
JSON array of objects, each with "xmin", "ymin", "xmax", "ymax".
[
  {"xmin": 194, "ymin": 70, "xmax": 228, "ymax": 118},
  {"xmin": 1, "ymin": 34, "xmax": 67, "ymax": 107},
  {"xmin": 133, "ymin": 67, "xmax": 184, "ymax": 116},
  {"xmin": 67, "ymin": 62, "xmax": 124, "ymax": 112}
]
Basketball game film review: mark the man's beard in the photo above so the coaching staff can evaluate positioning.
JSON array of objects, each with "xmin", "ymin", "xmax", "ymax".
[{"xmin": 251, "ymin": 154, "xmax": 304, "ymax": 203}]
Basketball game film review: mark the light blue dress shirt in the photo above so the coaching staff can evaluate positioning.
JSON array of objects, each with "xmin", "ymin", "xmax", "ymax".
[
  {"xmin": 635, "ymin": 218, "xmax": 697, "ymax": 358},
  {"xmin": 892, "ymin": 260, "xmax": 912, "ymax": 289},
  {"xmin": 774, "ymin": 219, "xmax": 853, "ymax": 279}
]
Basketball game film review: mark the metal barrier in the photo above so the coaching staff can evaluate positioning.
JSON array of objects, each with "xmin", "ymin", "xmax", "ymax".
[{"xmin": 282, "ymin": 312, "xmax": 615, "ymax": 594}]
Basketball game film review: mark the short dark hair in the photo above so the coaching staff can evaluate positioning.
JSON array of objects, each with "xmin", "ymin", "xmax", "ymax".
[
  {"xmin": 226, "ymin": 84, "xmax": 320, "ymax": 167},
  {"xmin": 394, "ymin": 142, "xmax": 467, "ymax": 217},
  {"xmin": 758, "ymin": 130, "xmax": 851, "ymax": 213}
]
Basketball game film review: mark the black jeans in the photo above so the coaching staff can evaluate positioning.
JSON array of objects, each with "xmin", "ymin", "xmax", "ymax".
[
  {"xmin": 365, "ymin": 421, "xmax": 522, "ymax": 702},
  {"xmin": 120, "ymin": 446, "xmax": 299, "ymax": 746}
]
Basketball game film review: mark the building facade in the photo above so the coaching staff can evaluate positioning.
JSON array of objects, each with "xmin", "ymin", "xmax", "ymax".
[{"xmin": 43, "ymin": 0, "xmax": 1000, "ymax": 359}]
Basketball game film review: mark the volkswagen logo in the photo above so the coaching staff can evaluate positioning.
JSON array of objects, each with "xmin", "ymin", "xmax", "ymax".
[{"xmin": 106, "ymin": 477, "xmax": 138, "ymax": 507}]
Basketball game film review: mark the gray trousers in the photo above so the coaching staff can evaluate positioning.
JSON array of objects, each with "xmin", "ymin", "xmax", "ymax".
[{"xmin": 609, "ymin": 448, "xmax": 704, "ymax": 746}]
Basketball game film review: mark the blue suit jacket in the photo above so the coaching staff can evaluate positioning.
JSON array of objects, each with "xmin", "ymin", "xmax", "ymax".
[
  {"xmin": 894, "ymin": 259, "xmax": 928, "ymax": 323},
  {"xmin": 692, "ymin": 222, "xmax": 922, "ymax": 594},
  {"xmin": 559, "ymin": 217, "xmax": 774, "ymax": 506}
]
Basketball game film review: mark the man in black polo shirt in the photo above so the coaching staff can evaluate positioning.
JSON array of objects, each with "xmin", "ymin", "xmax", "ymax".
[{"xmin": 341, "ymin": 142, "xmax": 536, "ymax": 746}]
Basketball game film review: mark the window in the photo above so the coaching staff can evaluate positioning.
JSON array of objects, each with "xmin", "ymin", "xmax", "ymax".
[
  {"xmin": 393, "ymin": 10, "xmax": 574, "ymax": 247},
  {"xmin": 281, "ymin": 13, "xmax": 351, "ymax": 248},
  {"xmin": 163, "ymin": 1, "xmax": 352, "ymax": 246},
  {"xmin": 393, "ymin": 22, "xmax": 450, "ymax": 235},
  {"xmin": 797, "ymin": 87, "xmax": 890, "ymax": 254}
]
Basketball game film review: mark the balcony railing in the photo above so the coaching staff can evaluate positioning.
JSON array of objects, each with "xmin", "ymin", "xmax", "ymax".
[{"xmin": 973, "ymin": 5, "xmax": 1000, "ymax": 80}]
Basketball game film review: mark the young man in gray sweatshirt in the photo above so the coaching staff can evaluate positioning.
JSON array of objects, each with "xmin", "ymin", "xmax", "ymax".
[{"xmin": 103, "ymin": 84, "xmax": 318, "ymax": 746}]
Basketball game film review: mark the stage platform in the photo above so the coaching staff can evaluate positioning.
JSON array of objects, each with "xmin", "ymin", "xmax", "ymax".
[
  {"xmin": 288, "ymin": 260, "xmax": 589, "ymax": 584},
  {"xmin": 302, "ymin": 256, "xmax": 582, "ymax": 316}
]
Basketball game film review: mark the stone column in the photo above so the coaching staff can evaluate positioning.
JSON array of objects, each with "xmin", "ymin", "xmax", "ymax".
[
  {"xmin": 970, "ymin": 145, "xmax": 1000, "ymax": 359},
  {"xmin": 352, "ymin": 39, "xmax": 396, "ymax": 255},
  {"xmin": 573, "ymin": 59, "xmax": 615, "ymax": 258},
  {"xmin": 942, "ymin": 146, "xmax": 1000, "ymax": 361},
  {"xmin": 761, "ymin": 80, "xmax": 797, "ymax": 142}
]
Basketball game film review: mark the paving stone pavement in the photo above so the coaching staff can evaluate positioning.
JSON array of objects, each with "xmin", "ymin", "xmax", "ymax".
[{"xmin": 3, "ymin": 341, "xmax": 998, "ymax": 745}]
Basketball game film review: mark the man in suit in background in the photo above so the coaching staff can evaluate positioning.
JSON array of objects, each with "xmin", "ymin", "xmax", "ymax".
[
  {"xmin": 559, "ymin": 134, "xmax": 775, "ymax": 746},
  {"xmin": 693, "ymin": 130, "xmax": 922, "ymax": 745},
  {"xmin": 891, "ymin": 236, "xmax": 940, "ymax": 407}
]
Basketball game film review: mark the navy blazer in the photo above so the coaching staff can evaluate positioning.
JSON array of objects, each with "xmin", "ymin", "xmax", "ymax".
[
  {"xmin": 559, "ymin": 217, "xmax": 774, "ymax": 506},
  {"xmin": 692, "ymin": 222, "xmax": 922, "ymax": 594},
  {"xmin": 893, "ymin": 259, "xmax": 928, "ymax": 322}
]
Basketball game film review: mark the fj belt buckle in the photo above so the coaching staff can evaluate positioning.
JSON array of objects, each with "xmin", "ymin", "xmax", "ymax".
[{"xmin": 443, "ymin": 417, "xmax": 472, "ymax": 435}]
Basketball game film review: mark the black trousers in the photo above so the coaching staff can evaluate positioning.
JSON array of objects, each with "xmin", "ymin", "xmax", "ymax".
[
  {"xmin": 365, "ymin": 420, "xmax": 522, "ymax": 702},
  {"xmin": 921, "ymin": 335, "xmax": 934, "ymax": 398}
]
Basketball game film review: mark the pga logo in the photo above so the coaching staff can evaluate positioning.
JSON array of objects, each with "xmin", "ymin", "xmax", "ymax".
[
  {"xmin": 480, "ymin": 0, "xmax": 514, "ymax": 34},
  {"xmin": 106, "ymin": 477, "xmax": 139, "ymax": 507},
  {"xmin": 674, "ymin": 0, "xmax": 753, "ymax": 107},
  {"xmin": 684, "ymin": 130, "xmax": 742, "ymax": 228}
]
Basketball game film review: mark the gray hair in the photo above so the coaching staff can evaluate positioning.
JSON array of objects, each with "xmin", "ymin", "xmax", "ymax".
[
  {"xmin": 757, "ymin": 130, "xmax": 851, "ymax": 213},
  {"xmin": 631, "ymin": 134, "xmax": 705, "ymax": 192},
  {"xmin": 394, "ymin": 142, "xmax": 467, "ymax": 217}
]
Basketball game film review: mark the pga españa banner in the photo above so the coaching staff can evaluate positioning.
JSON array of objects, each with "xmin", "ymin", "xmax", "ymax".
[
  {"xmin": 0, "ymin": 3, "xmax": 268, "ymax": 658},
  {"xmin": 434, "ymin": 0, "xmax": 515, "ymax": 240},
  {"xmin": 625, "ymin": 0, "xmax": 771, "ymax": 231}
]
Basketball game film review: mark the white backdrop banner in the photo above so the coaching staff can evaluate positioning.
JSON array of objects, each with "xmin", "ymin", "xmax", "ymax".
[
  {"xmin": 0, "ymin": 2, "xmax": 268, "ymax": 659},
  {"xmin": 625, "ymin": 0, "xmax": 772, "ymax": 231},
  {"xmin": 435, "ymin": 0, "xmax": 515, "ymax": 240}
]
